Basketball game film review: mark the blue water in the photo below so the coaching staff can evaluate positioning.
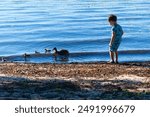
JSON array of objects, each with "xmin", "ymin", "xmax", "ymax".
[{"xmin": 0, "ymin": 0, "xmax": 150, "ymax": 63}]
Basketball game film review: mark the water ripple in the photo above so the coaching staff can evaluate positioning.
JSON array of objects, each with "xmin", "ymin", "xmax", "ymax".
[{"xmin": 0, "ymin": 0, "xmax": 149, "ymax": 62}]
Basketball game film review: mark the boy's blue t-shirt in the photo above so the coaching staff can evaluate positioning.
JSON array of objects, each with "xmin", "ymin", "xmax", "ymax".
[{"xmin": 112, "ymin": 23, "xmax": 123, "ymax": 44}]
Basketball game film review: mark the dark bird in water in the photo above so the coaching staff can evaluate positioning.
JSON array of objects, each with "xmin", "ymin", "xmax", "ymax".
[
  {"xmin": 23, "ymin": 53, "xmax": 30, "ymax": 61},
  {"xmin": 23, "ymin": 53, "xmax": 30, "ymax": 57},
  {"xmin": 35, "ymin": 51, "xmax": 40, "ymax": 54},
  {"xmin": 45, "ymin": 48, "xmax": 51, "ymax": 54},
  {"xmin": 52, "ymin": 47, "xmax": 69, "ymax": 56},
  {"xmin": 52, "ymin": 47, "xmax": 69, "ymax": 61}
]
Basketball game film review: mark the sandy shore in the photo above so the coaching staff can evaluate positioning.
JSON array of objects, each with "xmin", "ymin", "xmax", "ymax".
[{"xmin": 0, "ymin": 62, "xmax": 150, "ymax": 99}]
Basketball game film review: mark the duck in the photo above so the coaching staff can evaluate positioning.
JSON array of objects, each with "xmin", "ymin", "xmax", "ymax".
[
  {"xmin": 35, "ymin": 51, "xmax": 40, "ymax": 54},
  {"xmin": 45, "ymin": 48, "xmax": 51, "ymax": 54},
  {"xmin": 23, "ymin": 53, "xmax": 30, "ymax": 57},
  {"xmin": 23, "ymin": 53, "xmax": 30, "ymax": 61},
  {"xmin": 52, "ymin": 47, "xmax": 69, "ymax": 56}
]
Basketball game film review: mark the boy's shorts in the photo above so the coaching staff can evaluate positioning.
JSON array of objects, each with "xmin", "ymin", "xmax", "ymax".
[{"xmin": 109, "ymin": 42, "xmax": 120, "ymax": 52}]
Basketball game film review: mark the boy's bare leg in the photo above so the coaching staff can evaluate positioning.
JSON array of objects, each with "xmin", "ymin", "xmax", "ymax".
[
  {"xmin": 109, "ymin": 51, "xmax": 114, "ymax": 62},
  {"xmin": 115, "ymin": 51, "xmax": 118, "ymax": 63}
]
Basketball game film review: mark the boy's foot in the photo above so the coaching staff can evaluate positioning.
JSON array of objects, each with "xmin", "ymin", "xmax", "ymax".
[
  {"xmin": 107, "ymin": 60, "xmax": 115, "ymax": 63},
  {"xmin": 115, "ymin": 61, "xmax": 119, "ymax": 64}
]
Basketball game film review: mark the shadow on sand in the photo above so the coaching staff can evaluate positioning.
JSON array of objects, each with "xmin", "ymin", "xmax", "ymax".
[{"xmin": 0, "ymin": 76, "xmax": 150, "ymax": 100}]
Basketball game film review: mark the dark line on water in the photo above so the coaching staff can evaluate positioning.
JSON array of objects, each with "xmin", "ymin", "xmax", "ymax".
[{"xmin": 1, "ymin": 49, "xmax": 150, "ymax": 58}]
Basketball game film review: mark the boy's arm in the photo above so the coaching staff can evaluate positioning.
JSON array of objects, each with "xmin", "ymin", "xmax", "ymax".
[{"xmin": 109, "ymin": 32, "xmax": 116, "ymax": 46}]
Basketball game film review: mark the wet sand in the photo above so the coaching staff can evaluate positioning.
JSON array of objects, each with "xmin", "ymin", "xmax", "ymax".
[{"xmin": 0, "ymin": 62, "xmax": 150, "ymax": 100}]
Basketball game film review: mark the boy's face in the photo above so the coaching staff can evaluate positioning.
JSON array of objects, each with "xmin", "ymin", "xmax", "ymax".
[{"xmin": 109, "ymin": 21, "xmax": 115, "ymax": 26}]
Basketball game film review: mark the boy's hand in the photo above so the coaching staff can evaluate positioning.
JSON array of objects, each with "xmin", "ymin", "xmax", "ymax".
[{"xmin": 109, "ymin": 43, "xmax": 112, "ymax": 46}]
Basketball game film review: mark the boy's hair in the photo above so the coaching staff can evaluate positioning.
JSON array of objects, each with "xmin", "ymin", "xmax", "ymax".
[{"xmin": 108, "ymin": 14, "xmax": 117, "ymax": 22}]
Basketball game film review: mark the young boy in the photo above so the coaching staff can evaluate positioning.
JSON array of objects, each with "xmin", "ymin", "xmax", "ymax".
[{"xmin": 108, "ymin": 14, "xmax": 123, "ymax": 63}]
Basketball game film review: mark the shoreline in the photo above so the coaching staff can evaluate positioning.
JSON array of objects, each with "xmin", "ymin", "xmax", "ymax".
[
  {"xmin": 0, "ymin": 61, "xmax": 150, "ymax": 100},
  {"xmin": 0, "ymin": 49, "xmax": 150, "ymax": 64}
]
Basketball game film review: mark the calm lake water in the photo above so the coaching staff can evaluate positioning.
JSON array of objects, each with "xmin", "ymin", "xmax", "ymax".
[{"xmin": 0, "ymin": 0, "xmax": 150, "ymax": 63}]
